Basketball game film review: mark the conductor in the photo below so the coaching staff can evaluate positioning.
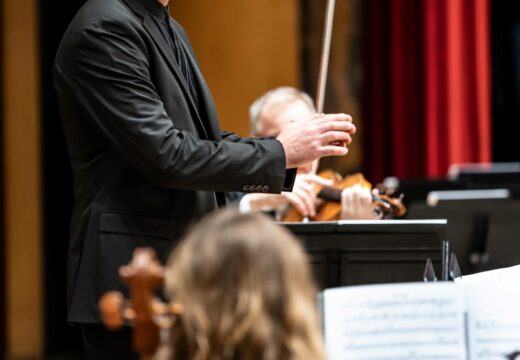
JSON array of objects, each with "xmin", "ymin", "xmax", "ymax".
[{"xmin": 53, "ymin": 0, "xmax": 355, "ymax": 357}]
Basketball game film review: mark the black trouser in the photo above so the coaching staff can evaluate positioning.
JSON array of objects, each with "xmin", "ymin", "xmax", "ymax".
[{"xmin": 80, "ymin": 323, "xmax": 140, "ymax": 360}]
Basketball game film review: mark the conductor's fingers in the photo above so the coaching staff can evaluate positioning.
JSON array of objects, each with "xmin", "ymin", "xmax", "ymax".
[
  {"xmin": 312, "ymin": 113, "xmax": 352, "ymax": 124},
  {"xmin": 317, "ymin": 145, "xmax": 349, "ymax": 158},
  {"xmin": 319, "ymin": 131, "xmax": 353, "ymax": 146},
  {"xmin": 317, "ymin": 120, "xmax": 356, "ymax": 134}
]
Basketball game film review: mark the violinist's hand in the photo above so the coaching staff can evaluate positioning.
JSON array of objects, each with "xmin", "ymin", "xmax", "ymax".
[
  {"xmin": 340, "ymin": 184, "xmax": 381, "ymax": 220},
  {"xmin": 245, "ymin": 173, "xmax": 333, "ymax": 217},
  {"xmin": 281, "ymin": 173, "xmax": 333, "ymax": 217},
  {"xmin": 276, "ymin": 113, "xmax": 355, "ymax": 169}
]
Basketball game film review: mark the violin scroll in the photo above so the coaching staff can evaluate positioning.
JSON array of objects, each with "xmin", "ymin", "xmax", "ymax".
[
  {"xmin": 99, "ymin": 248, "xmax": 181, "ymax": 358},
  {"xmin": 374, "ymin": 193, "xmax": 406, "ymax": 218}
]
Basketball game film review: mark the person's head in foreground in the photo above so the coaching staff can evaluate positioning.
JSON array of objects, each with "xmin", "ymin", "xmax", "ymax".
[{"xmin": 164, "ymin": 209, "xmax": 326, "ymax": 360}]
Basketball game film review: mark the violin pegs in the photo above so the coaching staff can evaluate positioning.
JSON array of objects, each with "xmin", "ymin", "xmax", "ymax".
[{"xmin": 99, "ymin": 291, "xmax": 125, "ymax": 330}]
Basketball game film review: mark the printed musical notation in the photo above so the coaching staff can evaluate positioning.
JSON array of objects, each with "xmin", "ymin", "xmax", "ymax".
[
  {"xmin": 463, "ymin": 270, "xmax": 520, "ymax": 360},
  {"xmin": 323, "ymin": 282, "xmax": 466, "ymax": 360}
]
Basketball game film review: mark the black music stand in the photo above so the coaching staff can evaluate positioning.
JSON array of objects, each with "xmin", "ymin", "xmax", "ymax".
[
  {"xmin": 449, "ymin": 162, "xmax": 520, "ymax": 198},
  {"xmin": 407, "ymin": 198, "xmax": 520, "ymax": 275},
  {"xmin": 282, "ymin": 220, "xmax": 448, "ymax": 290}
]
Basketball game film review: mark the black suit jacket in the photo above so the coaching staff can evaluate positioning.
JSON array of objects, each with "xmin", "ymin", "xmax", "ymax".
[{"xmin": 54, "ymin": 0, "xmax": 295, "ymax": 323}]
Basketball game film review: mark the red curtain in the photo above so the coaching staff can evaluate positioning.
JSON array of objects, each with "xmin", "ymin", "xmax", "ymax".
[{"xmin": 362, "ymin": 0, "xmax": 492, "ymax": 181}]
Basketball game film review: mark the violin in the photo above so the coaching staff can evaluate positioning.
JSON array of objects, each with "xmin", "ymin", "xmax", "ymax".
[
  {"xmin": 281, "ymin": 170, "xmax": 406, "ymax": 222},
  {"xmin": 99, "ymin": 248, "xmax": 181, "ymax": 359}
]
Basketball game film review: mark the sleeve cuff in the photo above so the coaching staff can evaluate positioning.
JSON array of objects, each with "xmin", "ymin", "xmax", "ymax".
[
  {"xmin": 239, "ymin": 194, "xmax": 252, "ymax": 213},
  {"xmin": 282, "ymin": 168, "xmax": 297, "ymax": 191}
]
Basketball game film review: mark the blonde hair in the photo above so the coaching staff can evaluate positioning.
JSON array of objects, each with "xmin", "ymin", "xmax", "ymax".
[{"xmin": 164, "ymin": 209, "xmax": 326, "ymax": 360}]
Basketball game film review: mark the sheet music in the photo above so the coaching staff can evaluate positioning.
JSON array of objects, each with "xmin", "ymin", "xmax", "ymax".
[
  {"xmin": 323, "ymin": 282, "xmax": 466, "ymax": 360},
  {"xmin": 457, "ymin": 264, "xmax": 520, "ymax": 285},
  {"xmin": 463, "ymin": 266, "xmax": 520, "ymax": 359}
]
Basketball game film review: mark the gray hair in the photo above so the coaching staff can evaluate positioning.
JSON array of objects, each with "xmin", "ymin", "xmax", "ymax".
[{"xmin": 249, "ymin": 87, "xmax": 316, "ymax": 136}]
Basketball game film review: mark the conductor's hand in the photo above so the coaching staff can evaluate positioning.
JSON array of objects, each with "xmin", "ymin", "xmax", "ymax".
[{"xmin": 276, "ymin": 113, "xmax": 356, "ymax": 169}]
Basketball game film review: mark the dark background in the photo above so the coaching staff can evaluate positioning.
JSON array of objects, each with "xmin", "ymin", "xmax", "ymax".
[
  {"xmin": 39, "ymin": 0, "xmax": 84, "ymax": 357},
  {"xmin": 492, "ymin": 1, "xmax": 520, "ymax": 162}
]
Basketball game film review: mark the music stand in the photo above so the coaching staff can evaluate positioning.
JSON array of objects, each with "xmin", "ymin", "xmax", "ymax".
[
  {"xmin": 282, "ymin": 220, "xmax": 448, "ymax": 290},
  {"xmin": 407, "ymin": 196, "xmax": 520, "ymax": 275}
]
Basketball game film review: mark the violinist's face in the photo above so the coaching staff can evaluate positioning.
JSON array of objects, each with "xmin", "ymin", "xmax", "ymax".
[
  {"xmin": 257, "ymin": 100, "xmax": 314, "ymax": 137},
  {"xmin": 256, "ymin": 99, "xmax": 317, "ymax": 174}
]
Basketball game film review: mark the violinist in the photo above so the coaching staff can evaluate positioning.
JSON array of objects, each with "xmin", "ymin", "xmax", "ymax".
[{"xmin": 237, "ymin": 87, "xmax": 381, "ymax": 221}]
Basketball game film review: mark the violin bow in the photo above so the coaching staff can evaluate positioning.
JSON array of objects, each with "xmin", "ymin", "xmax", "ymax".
[{"xmin": 316, "ymin": 0, "xmax": 336, "ymax": 114}]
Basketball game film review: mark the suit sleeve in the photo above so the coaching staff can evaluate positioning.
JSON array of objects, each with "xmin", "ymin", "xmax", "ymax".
[
  {"xmin": 221, "ymin": 131, "xmax": 296, "ymax": 190},
  {"xmin": 70, "ymin": 19, "xmax": 291, "ymax": 193}
]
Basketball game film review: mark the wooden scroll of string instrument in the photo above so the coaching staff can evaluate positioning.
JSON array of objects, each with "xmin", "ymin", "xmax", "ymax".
[{"xmin": 99, "ymin": 248, "xmax": 181, "ymax": 359}]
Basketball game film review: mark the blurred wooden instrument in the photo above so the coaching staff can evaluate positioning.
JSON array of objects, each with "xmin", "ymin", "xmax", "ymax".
[{"xmin": 99, "ymin": 248, "xmax": 181, "ymax": 359}]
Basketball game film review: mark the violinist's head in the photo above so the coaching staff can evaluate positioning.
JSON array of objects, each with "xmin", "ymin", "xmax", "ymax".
[
  {"xmin": 249, "ymin": 87, "xmax": 318, "ymax": 174},
  {"xmin": 164, "ymin": 208, "xmax": 326, "ymax": 360}
]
